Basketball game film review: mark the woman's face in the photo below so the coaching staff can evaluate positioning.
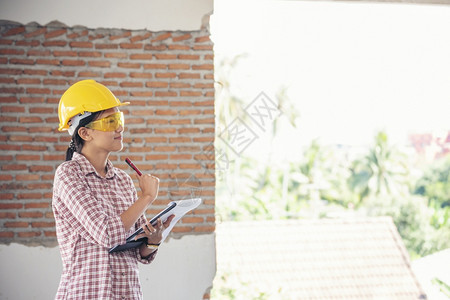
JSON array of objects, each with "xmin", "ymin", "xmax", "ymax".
[{"xmin": 87, "ymin": 107, "xmax": 124, "ymax": 153}]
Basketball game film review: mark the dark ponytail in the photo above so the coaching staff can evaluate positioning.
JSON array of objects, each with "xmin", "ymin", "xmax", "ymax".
[{"xmin": 65, "ymin": 111, "xmax": 103, "ymax": 161}]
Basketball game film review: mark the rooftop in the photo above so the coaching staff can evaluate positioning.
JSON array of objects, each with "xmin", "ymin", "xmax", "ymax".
[{"xmin": 215, "ymin": 217, "xmax": 426, "ymax": 299}]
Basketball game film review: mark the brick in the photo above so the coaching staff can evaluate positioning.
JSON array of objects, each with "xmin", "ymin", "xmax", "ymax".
[
  {"xmin": 168, "ymin": 45, "xmax": 190, "ymax": 50},
  {"xmin": 155, "ymin": 91, "xmax": 177, "ymax": 97},
  {"xmin": 0, "ymin": 155, "xmax": 13, "ymax": 161},
  {"xmin": 129, "ymin": 72, "xmax": 152, "ymax": 79},
  {"xmin": 130, "ymin": 91, "xmax": 153, "ymax": 97},
  {"xmin": 0, "ymin": 68, "xmax": 22, "ymax": 75},
  {"xmin": 178, "ymin": 54, "xmax": 199, "ymax": 60},
  {"xmin": 104, "ymin": 72, "xmax": 126, "ymax": 78},
  {"xmin": 45, "ymin": 29, "xmax": 67, "ymax": 39},
  {"xmin": 153, "ymin": 146, "xmax": 176, "ymax": 152},
  {"xmin": 0, "ymin": 49, "xmax": 25, "ymax": 55},
  {"xmin": 27, "ymin": 183, "xmax": 52, "ymax": 189},
  {"xmin": 16, "ymin": 40, "xmax": 39, "ymax": 47},
  {"xmin": 120, "ymin": 43, "xmax": 143, "ymax": 49},
  {"xmin": 16, "ymin": 154, "xmax": 41, "ymax": 160},
  {"xmin": 172, "ymin": 226, "xmax": 192, "ymax": 233},
  {"xmin": 78, "ymin": 51, "xmax": 102, "ymax": 57},
  {"xmin": 130, "ymin": 53, "xmax": 152, "ymax": 60},
  {"xmin": 16, "ymin": 174, "xmax": 40, "ymax": 181},
  {"xmin": 1, "ymin": 106, "xmax": 25, "ymax": 113},
  {"xmin": 168, "ymin": 63, "xmax": 189, "ymax": 70},
  {"xmin": 19, "ymin": 117, "xmax": 43, "ymax": 123},
  {"xmin": 18, "ymin": 232, "xmax": 41, "ymax": 238},
  {"xmin": 0, "ymin": 96, "xmax": 17, "ymax": 103},
  {"xmin": 9, "ymin": 58, "xmax": 34, "ymax": 65},
  {"xmin": 169, "ymin": 137, "xmax": 191, "ymax": 143},
  {"xmin": 4, "ymin": 222, "xmax": 29, "ymax": 228},
  {"xmin": 181, "ymin": 91, "xmax": 202, "ymax": 97},
  {"xmin": 0, "ymin": 231, "xmax": 14, "ymax": 238},
  {"xmin": 0, "ymin": 78, "xmax": 15, "ymax": 83},
  {"xmin": 19, "ymin": 212, "xmax": 44, "ymax": 218},
  {"xmin": 193, "ymin": 64, "xmax": 214, "ymax": 70},
  {"xmin": 105, "ymin": 52, "xmax": 127, "ymax": 59},
  {"xmin": 26, "ymin": 88, "xmax": 51, "ymax": 94},
  {"xmin": 0, "ymin": 212, "xmax": 16, "ymax": 218},
  {"xmin": 144, "ymin": 44, "xmax": 167, "ymax": 51},
  {"xmin": 53, "ymin": 50, "xmax": 77, "ymax": 57},
  {"xmin": 146, "ymin": 81, "xmax": 168, "ymax": 88},
  {"xmin": 179, "ymin": 163, "xmax": 202, "ymax": 169},
  {"xmin": 95, "ymin": 43, "xmax": 118, "ymax": 49},
  {"xmin": 118, "ymin": 62, "xmax": 141, "ymax": 69},
  {"xmin": 178, "ymin": 72, "xmax": 200, "ymax": 79},
  {"xmin": 195, "ymin": 36, "xmax": 211, "ymax": 43},
  {"xmin": 0, "ymin": 145, "xmax": 21, "ymax": 151},
  {"xmin": 194, "ymin": 226, "xmax": 215, "ymax": 233},
  {"xmin": 42, "ymin": 40, "xmax": 67, "ymax": 47},
  {"xmin": 193, "ymin": 45, "xmax": 213, "ymax": 51},
  {"xmin": 172, "ymin": 33, "xmax": 192, "ymax": 42},
  {"xmin": 24, "ymin": 27, "xmax": 46, "ymax": 38},
  {"xmin": 130, "ymin": 32, "xmax": 152, "ymax": 43},
  {"xmin": 78, "ymin": 71, "xmax": 100, "ymax": 78},
  {"xmin": 152, "ymin": 32, "xmax": 171, "ymax": 42},
  {"xmin": 86, "ymin": 60, "xmax": 111, "ymax": 68},
  {"xmin": 2, "ymin": 26, "xmax": 25, "ymax": 37},
  {"xmin": 1, "ymin": 126, "xmax": 27, "ymax": 132},
  {"xmin": 25, "ymin": 69, "xmax": 47, "ymax": 75},
  {"xmin": 62, "ymin": 59, "xmax": 85, "ymax": 66},
  {"xmin": 0, "ymin": 203, "xmax": 23, "ymax": 209},
  {"xmin": 120, "ymin": 82, "xmax": 142, "ymax": 88},
  {"xmin": 0, "ymin": 193, "xmax": 14, "ymax": 200},
  {"xmin": 36, "ymin": 59, "xmax": 60, "ymax": 65},
  {"xmin": 0, "ymin": 39, "xmax": 13, "ymax": 45},
  {"xmin": 24, "ymin": 203, "xmax": 49, "ymax": 209},
  {"xmin": 29, "ymin": 165, "xmax": 53, "ymax": 172},
  {"xmin": 145, "ymin": 154, "xmax": 168, "ymax": 160},
  {"xmin": 31, "ymin": 222, "xmax": 55, "ymax": 228},
  {"xmin": 109, "ymin": 31, "xmax": 132, "ymax": 41},
  {"xmin": 69, "ymin": 41, "xmax": 93, "ymax": 48},
  {"xmin": 182, "ymin": 216, "xmax": 204, "ymax": 223}
]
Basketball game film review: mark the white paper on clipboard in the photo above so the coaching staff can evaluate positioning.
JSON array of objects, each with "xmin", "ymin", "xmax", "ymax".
[{"xmin": 160, "ymin": 197, "xmax": 202, "ymax": 243}]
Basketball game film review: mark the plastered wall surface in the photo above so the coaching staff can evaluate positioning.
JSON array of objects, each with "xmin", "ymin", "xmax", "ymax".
[{"xmin": 0, "ymin": 234, "xmax": 216, "ymax": 299}]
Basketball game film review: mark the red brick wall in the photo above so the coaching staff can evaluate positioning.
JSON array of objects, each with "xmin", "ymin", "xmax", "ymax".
[{"xmin": 0, "ymin": 21, "xmax": 215, "ymax": 245}]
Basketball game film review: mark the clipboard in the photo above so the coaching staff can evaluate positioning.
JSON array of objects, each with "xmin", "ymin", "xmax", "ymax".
[{"xmin": 109, "ymin": 198, "xmax": 201, "ymax": 253}]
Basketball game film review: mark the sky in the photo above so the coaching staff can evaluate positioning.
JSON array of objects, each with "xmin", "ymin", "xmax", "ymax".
[{"xmin": 210, "ymin": 0, "xmax": 450, "ymax": 150}]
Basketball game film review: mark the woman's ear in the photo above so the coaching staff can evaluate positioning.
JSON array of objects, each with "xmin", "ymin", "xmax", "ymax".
[{"xmin": 78, "ymin": 127, "xmax": 92, "ymax": 142}]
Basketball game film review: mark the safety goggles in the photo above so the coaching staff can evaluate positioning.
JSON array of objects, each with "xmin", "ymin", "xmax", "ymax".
[{"xmin": 85, "ymin": 111, "xmax": 124, "ymax": 132}]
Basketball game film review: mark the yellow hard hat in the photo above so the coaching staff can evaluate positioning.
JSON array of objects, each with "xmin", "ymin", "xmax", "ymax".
[{"xmin": 58, "ymin": 79, "xmax": 129, "ymax": 132}]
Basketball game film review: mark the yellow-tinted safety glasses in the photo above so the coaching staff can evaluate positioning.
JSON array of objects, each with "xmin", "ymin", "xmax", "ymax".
[{"xmin": 85, "ymin": 112, "xmax": 124, "ymax": 132}]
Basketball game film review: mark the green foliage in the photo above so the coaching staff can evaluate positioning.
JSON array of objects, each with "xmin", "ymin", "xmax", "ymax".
[
  {"xmin": 348, "ymin": 131, "xmax": 409, "ymax": 206},
  {"xmin": 432, "ymin": 277, "xmax": 450, "ymax": 298},
  {"xmin": 414, "ymin": 156, "xmax": 450, "ymax": 208},
  {"xmin": 211, "ymin": 269, "xmax": 289, "ymax": 300},
  {"xmin": 216, "ymin": 130, "xmax": 450, "ymax": 259}
]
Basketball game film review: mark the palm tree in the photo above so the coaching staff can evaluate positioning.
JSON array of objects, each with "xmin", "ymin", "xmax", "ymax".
[{"xmin": 348, "ymin": 131, "xmax": 409, "ymax": 206}]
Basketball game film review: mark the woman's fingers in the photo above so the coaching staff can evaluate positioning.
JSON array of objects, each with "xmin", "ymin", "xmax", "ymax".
[
  {"xmin": 134, "ymin": 216, "xmax": 175, "ymax": 242},
  {"xmin": 163, "ymin": 214, "xmax": 175, "ymax": 228}
]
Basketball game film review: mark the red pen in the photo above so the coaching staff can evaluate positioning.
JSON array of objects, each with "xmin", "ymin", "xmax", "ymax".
[{"xmin": 125, "ymin": 158, "xmax": 142, "ymax": 176}]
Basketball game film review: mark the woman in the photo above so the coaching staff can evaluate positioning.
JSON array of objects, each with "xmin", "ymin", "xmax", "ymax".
[{"xmin": 52, "ymin": 79, "xmax": 174, "ymax": 299}]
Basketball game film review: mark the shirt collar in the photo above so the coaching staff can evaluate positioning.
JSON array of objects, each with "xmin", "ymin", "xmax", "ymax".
[{"xmin": 72, "ymin": 152, "xmax": 116, "ymax": 179}]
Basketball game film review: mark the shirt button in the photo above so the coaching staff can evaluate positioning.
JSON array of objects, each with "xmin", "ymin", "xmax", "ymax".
[
  {"xmin": 122, "ymin": 272, "xmax": 125, "ymax": 276},
  {"xmin": 104, "ymin": 183, "xmax": 108, "ymax": 188},
  {"xmin": 121, "ymin": 296, "xmax": 125, "ymax": 300}
]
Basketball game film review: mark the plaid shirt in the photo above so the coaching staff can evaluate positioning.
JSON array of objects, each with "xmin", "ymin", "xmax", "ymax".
[{"xmin": 52, "ymin": 152, "xmax": 156, "ymax": 300}]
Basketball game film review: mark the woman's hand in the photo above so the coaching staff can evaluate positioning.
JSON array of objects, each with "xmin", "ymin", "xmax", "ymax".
[
  {"xmin": 135, "ymin": 215, "xmax": 175, "ymax": 245},
  {"xmin": 137, "ymin": 173, "xmax": 159, "ymax": 202}
]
